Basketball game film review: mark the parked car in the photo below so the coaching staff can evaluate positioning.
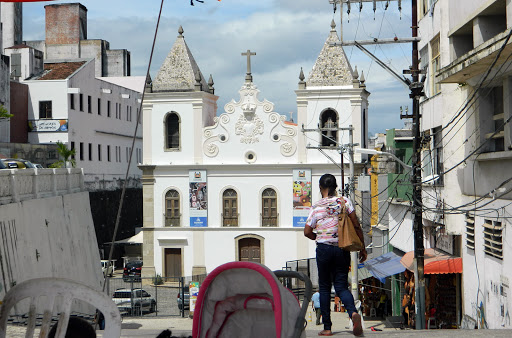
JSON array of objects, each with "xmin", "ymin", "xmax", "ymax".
[
  {"xmin": 33, "ymin": 163, "xmax": 44, "ymax": 169},
  {"xmin": 177, "ymin": 286, "xmax": 190, "ymax": 310},
  {"xmin": 0, "ymin": 160, "xmax": 6, "ymax": 169},
  {"xmin": 123, "ymin": 260, "xmax": 143, "ymax": 282},
  {"xmin": 101, "ymin": 260, "xmax": 114, "ymax": 277},
  {"xmin": 112, "ymin": 288, "xmax": 156, "ymax": 314},
  {"xmin": 0, "ymin": 158, "xmax": 35, "ymax": 169}
]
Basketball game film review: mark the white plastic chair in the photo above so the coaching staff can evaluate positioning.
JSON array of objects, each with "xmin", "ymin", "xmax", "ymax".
[{"xmin": 0, "ymin": 277, "xmax": 121, "ymax": 338}]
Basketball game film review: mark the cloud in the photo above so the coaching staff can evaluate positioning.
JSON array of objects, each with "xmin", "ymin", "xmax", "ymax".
[{"xmin": 20, "ymin": 0, "xmax": 413, "ymax": 135}]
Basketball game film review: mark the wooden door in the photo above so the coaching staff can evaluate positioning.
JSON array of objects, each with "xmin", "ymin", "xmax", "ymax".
[
  {"xmin": 239, "ymin": 238, "xmax": 261, "ymax": 263},
  {"xmin": 165, "ymin": 248, "xmax": 182, "ymax": 277}
]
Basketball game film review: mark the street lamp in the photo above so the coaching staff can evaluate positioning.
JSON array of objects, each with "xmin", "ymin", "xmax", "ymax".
[{"xmin": 354, "ymin": 148, "xmax": 412, "ymax": 170}]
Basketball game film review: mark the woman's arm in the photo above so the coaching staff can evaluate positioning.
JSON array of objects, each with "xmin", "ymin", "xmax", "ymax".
[{"xmin": 304, "ymin": 225, "xmax": 317, "ymax": 240}]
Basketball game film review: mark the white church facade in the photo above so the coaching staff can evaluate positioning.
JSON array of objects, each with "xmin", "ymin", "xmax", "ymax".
[{"xmin": 140, "ymin": 21, "xmax": 369, "ymax": 279}]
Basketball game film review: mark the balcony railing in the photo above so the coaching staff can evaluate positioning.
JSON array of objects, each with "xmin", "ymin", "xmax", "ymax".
[
  {"xmin": 261, "ymin": 213, "xmax": 279, "ymax": 227},
  {"xmin": 165, "ymin": 216, "xmax": 181, "ymax": 227},
  {"xmin": 0, "ymin": 168, "xmax": 85, "ymax": 205},
  {"xmin": 222, "ymin": 213, "xmax": 239, "ymax": 227}
]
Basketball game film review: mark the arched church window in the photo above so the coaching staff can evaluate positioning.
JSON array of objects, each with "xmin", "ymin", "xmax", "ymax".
[
  {"xmin": 165, "ymin": 189, "xmax": 180, "ymax": 226},
  {"xmin": 222, "ymin": 189, "xmax": 238, "ymax": 227},
  {"xmin": 261, "ymin": 188, "xmax": 278, "ymax": 227},
  {"xmin": 320, "ymin": 109, "xmax": 338, "ymax": 147},
  {"xmin": 165, "ymin": 112, "xmax": 180, "ymax": 149}
]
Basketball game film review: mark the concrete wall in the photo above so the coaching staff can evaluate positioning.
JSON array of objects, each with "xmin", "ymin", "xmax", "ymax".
[
  {"xmin": 0, "ymin": 2, "xmax": 22, "ymax": 50},
  {"xmin": 0, "ymin": 191, "xmax": 103, "ymax": 301},
  {"xmin": 462, "ymin": 197, "xmax": 512, "ymax": 329},
  {"xmin": 151, "ymin": 228, "xmax": 312, "ymax": 277},
  {"xmin": 23, "ymin": 60, "xmax": 143, "ymax": 187}
]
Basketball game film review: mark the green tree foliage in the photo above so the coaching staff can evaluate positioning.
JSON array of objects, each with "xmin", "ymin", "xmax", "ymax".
[
  {"xmin": 0, "ymin": 105, "xmax": 13, "ymax": 119},
  {"xmin": 50, "ymin": 141, "xmax": 76, "ymax": 168}
]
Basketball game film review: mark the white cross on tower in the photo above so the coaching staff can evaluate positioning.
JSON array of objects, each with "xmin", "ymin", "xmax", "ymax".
[{"xmin": 241, "ymin": 49, "xmax": 256, "ymax": 83}]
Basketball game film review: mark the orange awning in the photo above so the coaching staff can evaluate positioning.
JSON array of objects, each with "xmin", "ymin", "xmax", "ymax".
[{"xmin": 400, "ymin": 248, "xmax": 462, "ymax": 274}]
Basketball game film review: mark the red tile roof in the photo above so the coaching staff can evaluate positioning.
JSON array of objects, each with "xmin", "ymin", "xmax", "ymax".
[
  {"xmin": 6, "ymin": 44, "xmax": 32, "ymax": 49},
  {"xmin": 38, "ymin": 61, "xmax": 86, "ymax": 80}
]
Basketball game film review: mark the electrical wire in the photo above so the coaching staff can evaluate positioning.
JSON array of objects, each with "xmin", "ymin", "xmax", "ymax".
[{"xmin": 103, "ymin": 0, "xmax": 165, "ymax": 291}]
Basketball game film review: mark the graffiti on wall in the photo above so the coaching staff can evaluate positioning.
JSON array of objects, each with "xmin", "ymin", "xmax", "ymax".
[{"xmin": 0, "ymin": 219, "xmax": 18, "ymax": 295}]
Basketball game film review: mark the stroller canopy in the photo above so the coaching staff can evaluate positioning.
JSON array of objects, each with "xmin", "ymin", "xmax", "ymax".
[{"xmin": 192, "ymin": 262, "xmax": 304, "ymax": 338}]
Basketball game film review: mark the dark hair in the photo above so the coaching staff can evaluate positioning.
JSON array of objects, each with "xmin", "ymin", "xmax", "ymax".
[
  {"xmin": 48, "ymin": 317, "xmax": 96, "ymax": 338},
  {"xmin": 319, "ymin": 174, "xmax": 338, "ymax": 196}
]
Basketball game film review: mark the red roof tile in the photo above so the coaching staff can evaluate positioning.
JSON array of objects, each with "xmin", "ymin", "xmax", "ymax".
[{"xmin": 38, "ymin": 61, "xmax": 86, "ymax": 80}]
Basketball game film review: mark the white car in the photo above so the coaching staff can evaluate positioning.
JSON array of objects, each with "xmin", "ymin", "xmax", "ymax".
[
  {"xmin": 112, "ymin": 288, "xmax": 156, "ymax": 314},
  {"xmin": 101, "ymin": 260, "xmax": 114, "ymax": 277}
]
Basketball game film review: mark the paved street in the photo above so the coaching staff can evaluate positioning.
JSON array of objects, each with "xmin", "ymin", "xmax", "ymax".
[{"xmin": 6, "ymin": 310, "xmax": 512, "ymax": 337}]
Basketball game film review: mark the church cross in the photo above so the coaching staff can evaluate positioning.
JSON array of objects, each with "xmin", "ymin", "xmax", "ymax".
[{"xmin": 241, "ymin": 49, "xmax": 256, "ymax": 83}]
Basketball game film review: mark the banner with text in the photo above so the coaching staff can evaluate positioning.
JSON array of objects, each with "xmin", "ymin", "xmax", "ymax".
[
  {"xmin": 189, "ymin": 170, "xmax": 207, "ymax": 227},
  {"xmin": 28, "ymin": 119, "xmax": 68, "ymax": 132},
  {"xmin": 293, "ymin": 169, "xmax": 312, "ymax": 227}
]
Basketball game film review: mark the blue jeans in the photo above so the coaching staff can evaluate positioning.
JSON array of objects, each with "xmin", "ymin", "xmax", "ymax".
[{"xmin": 316, "ymin": 243, "xmax": 357, "ymax": 330}]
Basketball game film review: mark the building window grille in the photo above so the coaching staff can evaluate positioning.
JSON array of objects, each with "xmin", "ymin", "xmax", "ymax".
[
  {"xmin": 70, "ymin": 142, "xmax": 75, "ymax": 160},
  {"xmin": 98, "ymin": 144, "xmax": 102, "ymax": 161},
  {"xmin": 466, "ymin": 214, "xmax": 475, "ymax": 250},
  {"xmin": 261, "ymin": 188, "xmax": 278, "ymax": 227},
  {"xmin": 165, "ymin": 189, "xmax": 180, "ymax": 226},
  {"xmin": 79, "ymin": 142, "xmax": 84, "ymax": 161},
  {"xmin": 431, "ymin": 35, "xmax": 441, "ymax": 95},
  {"xmin": 39, "ymin": 101, "xmax": 52, "ymax": 119},
  {"xmin": 88, "ymin": 95, "xmax": 92, "ymax": 113},
  {"xmin": 98, "ymin": 98, "xmax": 101, "ymax": 115},
  {"xmin": 320, "ymin": 109, "xmax": 338, "ymax": 147},
  {"xmin": 70, "ymin": 94, "xmax": 75, "ymax": 110},
  {"xmin": 107, "ymin": 101, "xmax": 111, "ymax": 117},
  {"xmin": 88, "ymin": 143, "xmax": 92, "ymax": 161},
  {"xmin": 165, "ymin": 112, "xmax": 180, "ymax": 150},
  {"xmin": 486, "ymin": 86, "xmax": 505, "ymax": 152},
  {"xmin": 483, "ymin": 219, "xmax": 503, "ymax": 260},
  {"xmin": 79, "ymin": 94, "xmax": 84, "ymax": 112},
  {"xmin": 222, "ymin": 189, "xmax": 238, "ymax": 227},
  {"xmin": 107, "ymin": 145, "xmax": 111, "ymax": 162}
]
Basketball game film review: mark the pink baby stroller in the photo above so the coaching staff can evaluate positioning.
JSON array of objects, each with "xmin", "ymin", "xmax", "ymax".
[{"xmin": 192, "ymin": 261, "xmax": 312, "ymax": 338}]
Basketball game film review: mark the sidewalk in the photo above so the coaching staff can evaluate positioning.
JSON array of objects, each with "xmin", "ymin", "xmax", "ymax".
[{"xmin": 6, "ymin": 312, "xmax": 512, "ymax": 337}]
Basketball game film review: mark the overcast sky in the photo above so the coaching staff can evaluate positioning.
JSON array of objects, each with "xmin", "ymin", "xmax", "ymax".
[{"xmin": 22, "ymin": 0, "xmax": 415, "ymax": 136}]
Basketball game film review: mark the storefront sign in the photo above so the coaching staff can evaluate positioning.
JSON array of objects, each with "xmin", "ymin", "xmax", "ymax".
[
  {"xmin": 436, "ymin": 232, "xmax": 453, "ymax": 255},
  {"xmin": 28, "ymin": 119, "xmax": 68, "ymax": 132},
  {"xmin": 189, "ymin": 170, "xmax": 207, "ymax": 227},
  {"xmin": 293, "ymin": 169, "xmax": 312, "ymax": 227}
]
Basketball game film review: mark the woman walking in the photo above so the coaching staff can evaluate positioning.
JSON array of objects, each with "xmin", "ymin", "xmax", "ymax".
[{"xmin": 304, "ymin": 174, "xmax": 367, "ymax": 336}]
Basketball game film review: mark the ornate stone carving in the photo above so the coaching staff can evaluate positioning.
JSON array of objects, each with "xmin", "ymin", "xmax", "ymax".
[
  {"xmin": 269, "ymin": 113, "xmax": 297, "ymax": 156},
  {"xmin": 235, "ymin": 114, "xmax": 264, "ymax": 144},
  {"xmin": 203, "ymin": 115, "xmax": 230, "ymax": 157},
  {"xmin": 307, "ymin": 21, "xmax": 354, "ymax": 87}
]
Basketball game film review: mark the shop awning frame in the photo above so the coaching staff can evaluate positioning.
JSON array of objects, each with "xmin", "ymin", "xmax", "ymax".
[
  {"xmin": 362, "ymin": 252, "xmax": 406, "ymax": 283},
  {"xmin": 400, "ymin": 248, "xmax": 463, "ymax": 274}
]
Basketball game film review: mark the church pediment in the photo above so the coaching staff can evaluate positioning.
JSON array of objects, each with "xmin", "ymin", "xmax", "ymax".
[{"xmin": 203, "ymin": 82, "xmax": 297, "ymax": 161}]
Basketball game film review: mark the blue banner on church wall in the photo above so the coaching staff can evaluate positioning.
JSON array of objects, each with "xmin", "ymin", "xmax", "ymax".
[
  {"xmin": 189, "ymin": 170, "xmax": 207, "ymax": 227},
  {"xmin": 293, "ymin": 169, "xmax": 312, "ymax": 227}
]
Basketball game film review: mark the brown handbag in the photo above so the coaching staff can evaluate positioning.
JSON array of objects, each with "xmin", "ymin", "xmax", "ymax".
[{"xmin": 337, "ymin": 198, "xmax": 364, "ymax": 251}]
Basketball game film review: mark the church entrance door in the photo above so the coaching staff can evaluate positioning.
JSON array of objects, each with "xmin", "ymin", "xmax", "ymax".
[
  {"xmin": 239, "ymin": 238, "xmax": 261, "ymax": 263},
  {"xmin": 164, "ymin": 248, "xmax": 182, "ymax": 277}
]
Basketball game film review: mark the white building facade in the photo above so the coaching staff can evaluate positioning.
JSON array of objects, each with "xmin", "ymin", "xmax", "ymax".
[
  {"xmin": 140, "ymin": 23, "xmax": 369, "ymax": 279},
  {"xmin": 9, "ymin": 55, "xmax": 144, "ymax": 189},
  {"xmin": 417, "ymin": 0, "xmax": 512, "ymax": 329}
]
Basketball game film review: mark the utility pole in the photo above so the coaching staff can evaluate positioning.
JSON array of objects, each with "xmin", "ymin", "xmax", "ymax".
[
  {"xmin": 409, "ymin": 0, "xmax": 426, "ymax": 330},
  {"xmin": 329, "ymin": 0, "xmax": 426, "ymax": 329},
  {"xmin": 348, "ymin": 125, "xmax": 358, "ymax": 301}
]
